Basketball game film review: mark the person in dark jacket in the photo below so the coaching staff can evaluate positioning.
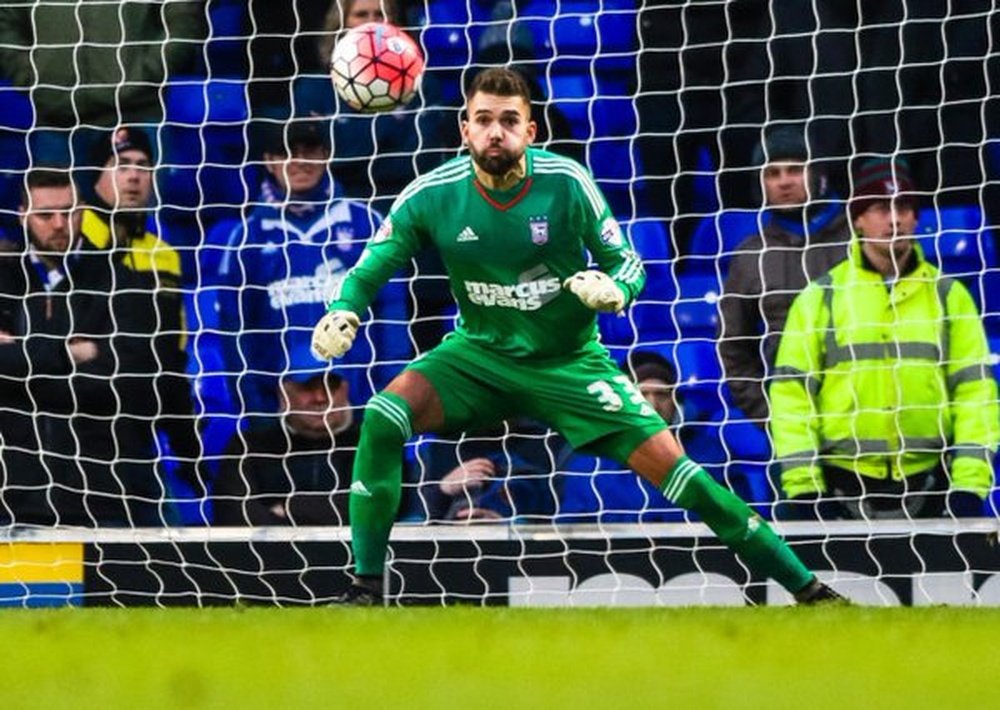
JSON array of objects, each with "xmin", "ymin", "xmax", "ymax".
[
  {"xmin": 0, "ymin": 1, "xmax": 205, "ymax": 163},
  {"xmin": 0, "ymin": 168, "xmax": 98, "ymax": 525},
  {"xmin": 717, "ymin": 126, "xmax": 852, "ymax": 427},
  {"xmin": 213, "ymin": 343, "xmax": 360, "ymax": 526},
  {"xmin": 68, "ymin": 128, "xmax": 203, "ymax": 524}
]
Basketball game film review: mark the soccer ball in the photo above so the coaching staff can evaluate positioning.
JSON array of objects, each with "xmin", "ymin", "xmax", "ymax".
[{"xmin": 330, "ymin": 22, "xmax": 425, "ymax": 113}]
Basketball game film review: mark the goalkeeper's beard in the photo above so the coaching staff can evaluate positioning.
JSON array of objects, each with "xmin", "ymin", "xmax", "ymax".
[{"xmin": 470, "ymin": 143, "xmax": 522, "ymax": 178}]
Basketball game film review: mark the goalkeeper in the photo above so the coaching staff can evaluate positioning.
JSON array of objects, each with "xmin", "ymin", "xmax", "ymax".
[{"xmin": 313, "ymin": 67, "xmax": 843, "ymax": 605}]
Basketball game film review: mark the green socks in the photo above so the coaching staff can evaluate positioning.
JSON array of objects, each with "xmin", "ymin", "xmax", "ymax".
[
  {"xmin": 661, "ymin": 456, "xmax": 813, "ymax": 593},
  {"xmin": 349, "ymin": 392, "xmax": 413, "ymax": 576}
]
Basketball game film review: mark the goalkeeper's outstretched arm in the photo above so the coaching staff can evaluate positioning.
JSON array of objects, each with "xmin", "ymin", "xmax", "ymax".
[{"xmin": 313, "ymin": 212, "xmax": 422, "ymax": 359}]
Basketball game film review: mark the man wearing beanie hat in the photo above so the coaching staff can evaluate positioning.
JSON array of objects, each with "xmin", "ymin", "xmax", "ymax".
[
  {"xmin": 719, "ymin": 125, "xmax": 852, "ymax": 427},
  {"xmin": 770, "ymin": 156, "xmax": 998, "ymax": 520},
  {"xmin": 66, "ymin": 126, "xmax": 205, "ymax": 523}
]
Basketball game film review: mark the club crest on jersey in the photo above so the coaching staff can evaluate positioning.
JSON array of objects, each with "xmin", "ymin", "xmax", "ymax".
[
  {"xmin": 600, "ymin": 217, "xmax": 623, "ymax": 247},
  {"xmin": 529, "ymin": 215, "xmax": 549, "ymax": 245}
]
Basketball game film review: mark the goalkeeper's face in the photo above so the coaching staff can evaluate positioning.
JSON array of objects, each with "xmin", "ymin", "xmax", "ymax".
[{"xmin": 462, "ymin": 92, "xmax": 537, "ymax": 177}]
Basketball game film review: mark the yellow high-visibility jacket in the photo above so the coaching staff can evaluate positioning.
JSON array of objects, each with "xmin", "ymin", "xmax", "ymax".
[{"xmin": 770, "ymin": 239, "xmax": 999, "ymax": 499}]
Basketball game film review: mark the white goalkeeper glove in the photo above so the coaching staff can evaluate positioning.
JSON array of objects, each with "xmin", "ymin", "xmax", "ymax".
[
  {"xmin": 311, "ymin": 310, "xmax": 360, "ymax": 360},
  {"xmin": 563, "ymin": 270, "xmax": 626, "ymax": 314}
]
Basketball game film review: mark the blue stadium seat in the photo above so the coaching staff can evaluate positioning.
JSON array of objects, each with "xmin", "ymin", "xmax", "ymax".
[
  {"xmin": 204, "ymin": 0, "xmax": 247, "ymax": 76},
  {"xmin": 916, "ymin": 205, "xmax": 997, "ymax": 273},
  {"xmin": 166, "ymin": 78, "xmax": 249, "ymax": 127},
  {"xmin": 0, "ymin": 80, "xmax": 33, "ymax": 131},
  {"xmin": 421, "ymin": 26, "xmax": 473, "ymax": 68},
  {"xmin": 673, "ymin": 274, "xmax": 722, "ymax": 339},
  {"xmin": 628, "ymin": 218, "xmax": 672, "ymax": 283},
  {"xmin": 596, "ymin": 8, "xmax": 638, "ymax": 53},
  {"xmin": 553, "ymin": 14, "xmax": 599, "ymax": 56},
  {"xmin": 592, "ymin": 98, "xmax": 637, "ymax": 137},
  {"xmin": 424, "ymin": 0, "xmax": 473, "ymax": 24},
  {"xmin": 588, "ymin": 139, "xmax": 634, "ymax": 180},
  {"xmin": 557, "ymin": 455, "xmax": 686, "ymax": 523},
  {"xmin": 685, "ymin": 209, "xmax": 770, "ymax": 277},
  {"xmin": 672, "ymin": 340, "xmax": 725, "ymax": 422}
]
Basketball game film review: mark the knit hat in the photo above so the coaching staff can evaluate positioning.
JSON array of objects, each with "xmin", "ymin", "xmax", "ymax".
[
  {"xmin": 262, "ymin": 117, "xmax": 330, "ymax": 156},
  {"xmin": 625, "ymin": 351, "xmax": 677, "ymax": 388},
  {"xmin": 849, "ymin": 157, "xmax": 919, "ymax": 220},
  {"xmin": 751, "ymin": 125, "xmax": 809, "ymax": 166},
  {"xmin": 90, "ymin": 126, "xmax": 154, "ymax": 168}
]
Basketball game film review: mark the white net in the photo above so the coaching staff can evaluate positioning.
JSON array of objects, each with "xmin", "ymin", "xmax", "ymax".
[{"xmin": 0, "ymin": 0, "xmax": 998, "ymax": 606}]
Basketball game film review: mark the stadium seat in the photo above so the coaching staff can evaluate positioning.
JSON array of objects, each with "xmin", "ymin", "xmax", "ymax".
[
  {"xmin": 592, "ymin": 98, "xmax": 637, "ymax": 137},
  {"xmin": 204, "ymin": 0, "xmax": 247, "ymax": 77},
  {"xmin": 420, "ymin": 26, "xmax": 473, "ymax": 68},
  {"xmin": 553, "ymin": 14, "xmax": 599, "ymax": 56},
  {"xmin": 673, "ymin": 274, "xmax": 722, "ymax": 339},
  {"xmin": 628, "ymin": 218, "xmax": 672, "ymax": 282},
  {"xmin": 588, "ymin": 139, "xmax": 634, "ymax": 181},
  {"xmin": 596, "ymin": 8, "xmax": 638, "ymax": 53},
  {"xmin": 685, "ymin": 208, "xmax": 770, "ymax": 277},
  {"xmin": 166, "ymin": 78, "xmax": 249, "ymax": 127},
  {"xmin": 672, "ymin": 340, "xmax": 725, "ymax": 422},
  {"xmin": 0, "ymin": 80, "xmax": 33, "ymax": 131},
  {"xmin": 917, "ymin": 205, "xmax": 997, "ymax": 273}
]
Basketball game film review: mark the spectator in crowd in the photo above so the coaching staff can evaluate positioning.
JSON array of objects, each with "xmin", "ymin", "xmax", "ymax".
[
  {"xmin": 215, "ymin": 117, "xmax": 406, "ymax": 424},
  {"xmin": 213, "ymin": 343, "xmax": 359, "ymax": 526},
  {"xmin": 0, "ymin": 168, "xmax": 95, "ymax": 525},
  {"xmin": 0, "ymin": 1, "xmax": 205, "ymax": 163},
  {"xmin": 718, "ymin": 126, "xmax": 851, "ymax": 427},
  {"xmin": 414, "ymin": 420, "xmax": 572, "ymax": 523},
  {"xmin": 770, "ymin": 158, "xmax": 999, "ymax": 520},
  {"xmin": 73, "ymin": 127, "xmax": 203, "ymax": 524}
]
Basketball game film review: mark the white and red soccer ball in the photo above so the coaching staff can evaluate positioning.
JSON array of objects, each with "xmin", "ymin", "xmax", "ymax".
[{"xmin": 330, "ymin": 22, "xmax": 425, "ymax": 113}]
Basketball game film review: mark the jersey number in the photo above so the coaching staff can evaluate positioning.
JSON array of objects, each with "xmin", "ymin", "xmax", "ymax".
[{"xmin": 587, "ymin": 376, "xmax": 648, "ymax": 412}]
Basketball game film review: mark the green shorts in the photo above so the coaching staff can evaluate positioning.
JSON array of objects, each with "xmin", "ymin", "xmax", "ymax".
[{"xmin": 406, "ymin": 335, "xmax": 667, "ymax": 464}]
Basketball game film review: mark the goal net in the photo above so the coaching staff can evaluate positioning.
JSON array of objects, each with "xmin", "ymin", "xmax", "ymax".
[{"xmin": 0, "ymin": 0, "xmax": 998, "ymax": 607}]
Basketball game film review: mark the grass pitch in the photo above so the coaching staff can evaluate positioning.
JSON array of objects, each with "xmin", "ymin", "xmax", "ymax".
[{"xmin": 1, "ymin": 606, "xmax": 997, "ymax": 709}]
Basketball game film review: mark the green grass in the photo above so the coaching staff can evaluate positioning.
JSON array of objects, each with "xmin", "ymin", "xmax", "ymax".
[{"xmin": 0, "ymin": 606, "xmax": 997, "ymax": 709}]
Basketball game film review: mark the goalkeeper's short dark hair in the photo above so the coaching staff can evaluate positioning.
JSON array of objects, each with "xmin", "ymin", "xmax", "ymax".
[
  {"xmin": 21, "ymin": 166, "xmax": 74, "ymax": 207},
  {"xmin": 466, "ymin": 66, "xmax": 532, "ymax": 105}
]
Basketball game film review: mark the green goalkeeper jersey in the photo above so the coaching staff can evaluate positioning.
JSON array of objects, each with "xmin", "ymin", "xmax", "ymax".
[{"xmin": 328, "ymin": 147, "xmax": 645, "ymax": 360}]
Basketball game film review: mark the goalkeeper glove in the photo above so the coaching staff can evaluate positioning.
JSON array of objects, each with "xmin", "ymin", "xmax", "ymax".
[
  {"xmin": 563, "ymin": 270, "xmax": 626, "ymax": 314},
  {"xmin": 312, "ymin": 310, "xmax": 360, "ymax": 359}
]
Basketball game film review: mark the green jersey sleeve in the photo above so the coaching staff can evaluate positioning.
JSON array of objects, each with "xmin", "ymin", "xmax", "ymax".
[
  {"xmin": 327, "ymin": 198, "xmax": 424, "ymax": 316},
  {"xmin": 572, "ymin": 171, "xmax": 645, "ymax": 305}
]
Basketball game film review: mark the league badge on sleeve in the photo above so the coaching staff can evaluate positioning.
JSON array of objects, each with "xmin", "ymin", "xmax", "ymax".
[
  {"xmin": 529, "ymin": 215, "xmax": 549, "ymax": 245},
  {"xmin": 373, "ymin": 216, "xmax": 393, "ymax": 243}
]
